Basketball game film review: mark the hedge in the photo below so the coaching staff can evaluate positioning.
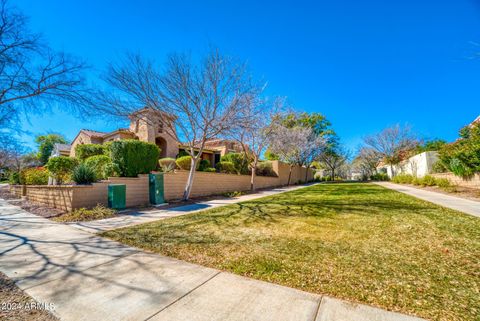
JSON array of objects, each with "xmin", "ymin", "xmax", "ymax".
[
  {"xmin": 255, "ymin": 161, "xmax": 277, "ymax": 177},
  {"xmin": 23, "ymin": 167, "xmax": 49, "ymax": 185},
  {"xmin": 176, "ymin": 155, "xmax": 194, "ymax": 170},
  {"xmin": 220, "ymin": 153, "xmax": 249, "ymax": 175},
  {"xmin": 84, "ymin": 155, "xmax": 119, "ymax": 180},
  {"xmin": 215, "ymin": 161, "xmax": 236, "ymax": 174},
  {"xmin": 75, "ymin": 144, "xmax": 109, "ymax": 161},
  {"xmin": 110, "ymin": 140, "xmax": 160, "ymax": 177},
  {"xmin": 45, "ymin": 156, "xmax": 79, "ymax": 183}
]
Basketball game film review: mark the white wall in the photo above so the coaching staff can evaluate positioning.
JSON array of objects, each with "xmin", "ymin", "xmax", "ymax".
[{"xmin": 379, "ymin": 151, "xmax": 439, "ymax": 178}]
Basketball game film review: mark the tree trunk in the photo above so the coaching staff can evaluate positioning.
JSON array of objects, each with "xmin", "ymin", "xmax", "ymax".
[
  {"xmin": 287, "ymin": 165, "xmax": 293, "ymax": 185},
  {"xmin": 389, "ymin": 164, "xmax": 395, "ymax": 178},
  {"xmin": 331, "ymin": 168, "xmax": 335, "ymax": 181},
  {"xmin": 183, "ymin": 157, "xmax": 199, "ymax": 201},
  {"xmin": 304, "ymin": 165, "xmax": 310, "ymax": 182},
  {"xmin": 250, "ymin": 159, "xmax": 258, "ymax": 191}
]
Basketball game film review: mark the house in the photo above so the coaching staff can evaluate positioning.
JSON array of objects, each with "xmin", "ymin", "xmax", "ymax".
[{"xmin": 68, "ymin": 108, "xmax": 242, "ymax": 167}]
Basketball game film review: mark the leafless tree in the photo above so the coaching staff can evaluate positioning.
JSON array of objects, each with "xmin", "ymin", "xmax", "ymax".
[
  {"xmin": 98, "ymin": 49, "xmax": 256, "ymax": 200},
  {"xmin": 0, "ymin": 0, "xmax": 89, "ymax": 127},
  {"xmin": 352, "ymin": 147, "xmax": 381, "ymax": 179},
  {"xmin": 270, "ymin": 125, "xmax": 324, "ymax": 185},
  {"xmin": 232, "ymin": 95, "xmax": 283, "ymax": 191},
  {"xmin": 317, "ymin": 147, "xmax": 348, "ymax": 180},
  {"xmin": 363, "ymin": 124, "xmax": 419, "ymax": 177}
]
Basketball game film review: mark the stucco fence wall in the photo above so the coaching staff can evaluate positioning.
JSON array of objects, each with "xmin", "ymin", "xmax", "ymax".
[
  {"xmin": 9, "ymin": 175, "xmax": 150, "ymax": 212},
  {"xmin": 431, "ymin": 173, "xmax": 480, "ymax": 189},
  {"xmin": 163, "ymin": 160, "xmax": 314, "ymax": 200},
  {"xmin": 9, "ymin": 161, "xmax": 313, "ymax": 211}
]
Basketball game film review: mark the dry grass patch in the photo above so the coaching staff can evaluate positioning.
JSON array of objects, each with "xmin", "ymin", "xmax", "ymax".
[
  {"xmin": 53, "ymin": 205, "xmax": 116, "ymax": 222},
  {"xmin": 101, "ymin": 183, "xmax": 480, "ymax": 321}
]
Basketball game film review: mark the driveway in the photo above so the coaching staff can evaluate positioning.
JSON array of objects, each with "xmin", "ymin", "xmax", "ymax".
[{"xmin": 0, "ymin": 198, "xmax": 424, "ymax": 321}]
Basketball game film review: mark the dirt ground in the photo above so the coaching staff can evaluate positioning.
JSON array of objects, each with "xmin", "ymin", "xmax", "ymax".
[{"xmin": 0, "ymin": 272, "xmax": 58, "ymax": 321}]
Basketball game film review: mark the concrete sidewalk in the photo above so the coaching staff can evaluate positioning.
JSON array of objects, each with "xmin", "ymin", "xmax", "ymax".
[
  {"xmin": 69, "ymin": 183, "xmax": 319, "ymax": 233},
  {"xmin": 375, "ymin": 182, "xmax": 480, "ymax": 218},
  {"xmin": 0, "ymin": 199, "xmax": 424, "ymax": 321}
]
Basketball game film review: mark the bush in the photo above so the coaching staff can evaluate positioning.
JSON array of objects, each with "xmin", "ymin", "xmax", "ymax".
[
  {"xmin": 53, "ymin": 204, "xmax": 116, "ymax": 222},
  {"xmin": 203, "ymin": 167, "xmax": 216, "ymax": 173},
  {"xmin": 420, "ymin": 175, "xmax": 437, "ymax": 187},
  {"xmin": 256, "ymin": 161, "xmax": 277, "ymax": 177},
  {"xmin": 370, "ymin": 173, "xmax": 390, "ymax": 181},
  {"xmin": 198, "ymin": 159, "xmax": 211, "ymax": 171},
  {"xmin": 432, "ymin": 160, "xmax": 448, "ymax": 173},
  {"xmin": 220, "ymin": 153, "xmax": 250, "ymax": 175},
  {"xmin": 45, "ymin": 156, "xmax": 78, "ymax": 183},
  {"xmin": 23, "ymin": 167, "xmax": 49, "ymax": 185},
  {"xmin": 435, "ymin": 178, "xmax": 451, "ymax": 188},
  {"xmin": 75, "ymin": 144, "xmax": 109, "ymax": 161},
  {"xmin": 159, "ymin": 157, "xmax": 176, "ymax": 172},
  {"xmin": 176, "ymin": 155, "xmax": 194, "ymax": 170},
  {"xmin": 84, "ymin": 155, "xmax": 118, "ymax": 180},
  {"xmin": 412, "ymin": 177, "xmax": 422, "ymax": 185},
  {"xmin": 110, "ymin": 140, "xmax": 160, "ymax": 177},
  {"xmin": 72, "ymin": 164, "xmax": 96, "ymax": 184},
  {"xmin": 9, "ymin": 172, "xmax": 21, "ymax": 185},
  {"xmin": 392, "ymin": 174, "xmax": 414, "ymax": 184},
  {"xmin": 215, "ymin": 161, "xmax": 236, "ymax": 174}
]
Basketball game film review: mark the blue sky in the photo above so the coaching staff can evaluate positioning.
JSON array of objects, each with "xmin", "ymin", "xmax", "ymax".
[{"xmin": 13, "ymin": 0, "xmax": 480, "ymax": 152}]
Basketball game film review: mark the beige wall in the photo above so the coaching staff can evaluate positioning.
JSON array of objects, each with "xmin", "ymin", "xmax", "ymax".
[
  {"xmin": 10, "ymin": 162, "xmax": 314, "ymax": 210},
  {"xmin": 163, "ymin": 161, "xmax": 314, "ymax": 201},
  {"xmin": 432, "ymin": 173, "xmax": 480, "ymax": 189}
]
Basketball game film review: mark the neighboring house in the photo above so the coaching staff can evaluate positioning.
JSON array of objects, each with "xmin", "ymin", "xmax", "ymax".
[
  {"xmin": 377, "ymin": 151, "xmax": 439, "ymax": 178},
  {"xmin": 51, "ymin": 143, "xmax": 72, "ymax": 158},
  {"xmin": 67, "ymin": 108, "xmax": 242, "ymax": 167}
]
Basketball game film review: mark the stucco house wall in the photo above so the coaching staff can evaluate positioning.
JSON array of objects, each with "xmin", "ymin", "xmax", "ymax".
[{"xmin": 380, "ymin": 151, "xmax": 439, "ymax": 178}]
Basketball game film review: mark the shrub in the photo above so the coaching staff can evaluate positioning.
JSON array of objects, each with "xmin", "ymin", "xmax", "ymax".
[
  {"xmin": 75, "ymin": 144, "xmax": 109, "ymax": 161},
  {"xmin": 84, "ymin": 155, "xmax": 118, "ymax": 180},
  {"xmin": 159, "ymin": 157, "xmax": 176, "ymax": 172},
  {"xmin": 412, "ymin": 177, "xmax": 422, "ymax": 185},
  {"xmin": 435, "ymin": 178, "xmax": 451, "ymax": 188},
  {"xmin": 45, "ymin": 156, "xmax": 78, "ymax": 183},
  {"xmin": 198, "ymin": 159, "xmax": 211, "ymax": 171},
  {"xmin": 223, "ymin": 190, "xmax": 246, "ymax": 198},
  {"xmin": 220, "ymin": 153, "xmax": 250, "ymax": 175},
  {"xmin": 392, "ymin": 174, "xmax": 414, "ymax": 184},
  {"xmin": 420, "ymin": 175, "xmax": 437, "ymax": 187},
  {"xmin": 432, "ymin": 160, "xmax": 448, "ymax": 173},
  {"xmin": 53, "ymin": 204, "xmax": 116, "ymax": 222},
  {"xmin": 72, "ymin": 164, "xmax": 96, "ymax": 184},
  {"xmin": 203, "ymin": 167, "xmax": 216, "ymax": 173},
  {"xmin": 215, "ymin": 161, "xmax": 236, "ymax": 174},
  {"xmin": 23, "ymin": 167, "xmax": 49, "ymax": 185},
  {"xmin": 9, "ymin": 172, "xmax": 21, "ymax": 185},
  {"xmin": 110, "ymin": 140, "xmax": 160, "ymax": 177},
  {"xmin": 370, "ymin": 173, "xmax": 390, "ymax": 181},
  {"xmin": 256, "ymin": 161, "xmax": 277, "ymax": 177},
  {"xmin": 176, "ymin": 155, "xmax": 194, "ymax": 170},
  {"xmin": 176, "ymin": 150, "xmax": 189, "ymax": 158}
]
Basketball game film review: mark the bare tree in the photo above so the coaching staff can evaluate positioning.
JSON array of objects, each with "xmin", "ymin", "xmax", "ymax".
[
  {"xmin": 317, "ymin": 147, "xmax": 348, "ymax": 181},
  {"xmin": 352, "ymin": 147, "xmax": 381, "ymax": 179},
  {"xmin": 0, "ymin": 0, "xmax": 89, "ymax": 126},
  {"xmin": 232, "ymin": 95, "xmax": 283, "ymax": 191},
  {"xmin": 270, "ymin": 125, "xmax": 322, "ymax": 185},
  {"xmin": 363, "ymin": 124, "xmax": 419, "ymax": 177},
  {"xmin": 98, "ymin": 49, "xmax": 256, "ymax": 200}
]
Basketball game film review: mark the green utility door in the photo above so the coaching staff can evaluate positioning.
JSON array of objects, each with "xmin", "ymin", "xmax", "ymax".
[
  {"xmin": 108, "ymin": 184, "xmax": 126, "ymax": 210},
  {"xmin": 149, "ymin": 173, "xmax": 165, "ymax": 205}
]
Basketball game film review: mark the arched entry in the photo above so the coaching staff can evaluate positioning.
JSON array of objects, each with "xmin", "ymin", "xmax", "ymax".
[{"xmin": 155, "ymin": 137, "xmax": 167, "ymax": 158}]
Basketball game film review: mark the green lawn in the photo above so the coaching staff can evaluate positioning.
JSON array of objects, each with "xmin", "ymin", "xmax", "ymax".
[{"xmin": 101, "ymin": 183, "xmax": 480, "ymax": 321}]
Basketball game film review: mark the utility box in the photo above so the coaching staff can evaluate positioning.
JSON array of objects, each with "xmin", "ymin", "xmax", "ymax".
[
  {"xmin": 108, "ymin": 184, "xmax": 126, "ymax": 210},
  {"xmin": 149, "ymin": 173, "xmax": 165, "ymax": 205}
]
